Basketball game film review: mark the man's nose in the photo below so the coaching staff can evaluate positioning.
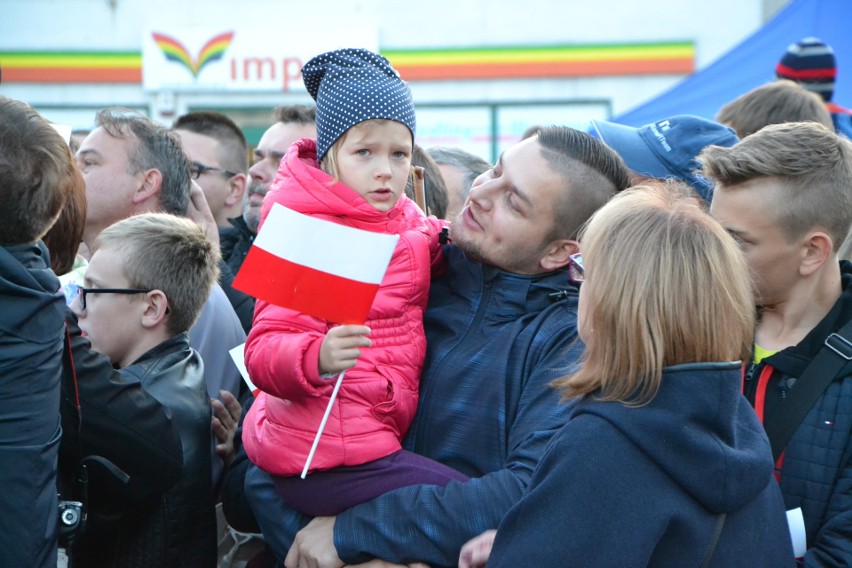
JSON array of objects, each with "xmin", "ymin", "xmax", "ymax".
[
  {"xmin": 249, "ymin": 161, "xmax": 269, "ymax": 183},
  {"xmin": 468, "ymin": 178, "xmax": 497, "ymax": 210}
]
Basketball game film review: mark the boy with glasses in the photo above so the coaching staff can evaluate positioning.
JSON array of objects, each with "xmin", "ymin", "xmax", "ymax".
[{"xmin": 67, "ymin": 213, "xmax": 220, "ymax": 567}]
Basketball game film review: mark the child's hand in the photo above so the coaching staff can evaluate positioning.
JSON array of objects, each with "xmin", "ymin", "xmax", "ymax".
[{"xmin": 318, "ymin": 325, "xmax": 371, "ymax": 375}]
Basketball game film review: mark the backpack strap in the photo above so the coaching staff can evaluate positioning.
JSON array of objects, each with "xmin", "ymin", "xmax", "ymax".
[{"xmin": 764, "ymin": 319, "xmax": 852, "ymax": 461}]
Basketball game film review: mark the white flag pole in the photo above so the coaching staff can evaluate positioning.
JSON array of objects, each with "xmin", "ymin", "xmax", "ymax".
[{"xmin": 301, "ymin": 370, "xmax": 346, "ymax": 479}]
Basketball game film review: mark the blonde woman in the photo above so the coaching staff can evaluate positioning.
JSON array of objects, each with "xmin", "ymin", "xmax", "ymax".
[{"xmin": 460, "ymin": 183, "xmax": 795, "ymax": 567}]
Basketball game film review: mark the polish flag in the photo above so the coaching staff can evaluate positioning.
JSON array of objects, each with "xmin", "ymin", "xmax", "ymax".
[{"xmin": 233, "ymin": 203, "xmax": 398, "ymax": 324}]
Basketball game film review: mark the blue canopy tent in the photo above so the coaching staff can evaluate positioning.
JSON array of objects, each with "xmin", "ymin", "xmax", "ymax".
[{"xmin": 614, "ymin": 0, "xmax": 852, "ymax": 126}]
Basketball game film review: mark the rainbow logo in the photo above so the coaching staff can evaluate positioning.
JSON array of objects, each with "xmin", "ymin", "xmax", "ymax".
[{"xmin": 151, "ymin": 31, "xmax": 234, "ymax": 77}]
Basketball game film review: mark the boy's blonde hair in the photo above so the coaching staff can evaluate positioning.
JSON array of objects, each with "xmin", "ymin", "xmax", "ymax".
[
  {"xmin": 699, "ymin": 121, "xmax": 852, "ymax": 250},
  {"xmin": 553, "ymin": 182, "xmax": 754, "ymax": 405},
  {"xmin": 94, "ymin": 213, "xmax": 220, "ymax": 334}
]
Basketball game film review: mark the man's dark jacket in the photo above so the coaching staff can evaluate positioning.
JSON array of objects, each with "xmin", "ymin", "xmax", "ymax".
[{"xmin": 219, "ymin": 216, "xmax": 255, "ymax": 333}]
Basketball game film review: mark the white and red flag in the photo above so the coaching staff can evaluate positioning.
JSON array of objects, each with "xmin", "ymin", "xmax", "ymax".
[
  {"xmin": 233, "ymin": 203, "xmax": 399, "ymax": 477},
  {"xmin": 233, "ymin": 203, "xmax": 398, "ymax": 324}
]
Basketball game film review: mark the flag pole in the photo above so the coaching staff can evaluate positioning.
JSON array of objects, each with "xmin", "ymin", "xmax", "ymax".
[{"xmin": 301, "ymin": 370, "xmax": 346, "ymax": 479}]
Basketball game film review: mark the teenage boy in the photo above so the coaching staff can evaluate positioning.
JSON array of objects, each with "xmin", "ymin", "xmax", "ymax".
[
  {"xmin": 68, "ymin": 213, "xmax": 220, "ymax": 567},
  {"xmin": 703, "ymin": 121, "xmax": 852, "ymax": 567}
]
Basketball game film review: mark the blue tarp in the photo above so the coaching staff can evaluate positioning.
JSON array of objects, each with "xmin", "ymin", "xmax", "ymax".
[{"xmin": 614, "ymin": 0, "xmax": 852, "ymax": 126}]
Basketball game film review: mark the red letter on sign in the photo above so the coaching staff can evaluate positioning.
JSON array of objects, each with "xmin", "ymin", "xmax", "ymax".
[{"xmin": 282, "ymin": 57, "xmax": 302, "ymax": 92}]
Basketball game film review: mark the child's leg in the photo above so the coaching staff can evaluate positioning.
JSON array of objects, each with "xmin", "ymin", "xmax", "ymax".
[{"xmin": 273, "ymin": 450, "xmax": 468, "ymax": 517}]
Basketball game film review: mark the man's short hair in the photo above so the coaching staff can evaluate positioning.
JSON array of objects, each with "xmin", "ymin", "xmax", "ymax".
[
  {"xmin": 172, "ymin": 110, "xmax": 248, "ymax": 174},
  {"xmin": 273, "ymin": 104, "xmax": 317, "ymax": 125},
  {"xmin": 536, "ymin": 126, "xmax": 631, "ymax": 241},
  {"xmin": 0, "ymin": 96, "xmax": 77, "ymax": 245},
  {"xmin": 427, "ymin": 146, "xmax": 491, "ymax": 200},
  {"xmin": 96, "ymin": 108, "xmax": 191, "ymax": 216},
  {"xmin": 700, "ymin": 121, "xmax": 852, "ymax": 249},
  {"xmin": 95, "ymin": 213, "xmax": 220, "ymax": 334},
  {"xmin": 716, "ymin": 80, "xmax": 834, "ymax": 139}
]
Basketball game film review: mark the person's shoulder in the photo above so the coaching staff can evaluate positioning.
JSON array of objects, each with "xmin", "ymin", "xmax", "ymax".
[
  {"xmin": 545, "ymin": 409, "xmax": 630, "ymax": 463},
  {"xmin": 194, "ymin": 284, "xmax": 246, "ymax": 338},
  {"xmin": 531, "ymin": 286, "xmax": 580, "ymax": 327}
]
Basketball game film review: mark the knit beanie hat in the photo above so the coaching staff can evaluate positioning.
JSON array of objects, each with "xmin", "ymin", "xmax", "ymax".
[
  {"xmin": 301, "ymin": 48, "xmax": 416, "ymax": 161},
  {"xmin": 776, "ymin": 37, "xmax": 836, "ymax": 102}
]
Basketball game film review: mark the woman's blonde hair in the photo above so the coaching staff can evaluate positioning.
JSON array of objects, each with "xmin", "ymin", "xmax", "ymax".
[{"xmin": 553, "ymin": 181, "xmax": 754, "ymax": 405}]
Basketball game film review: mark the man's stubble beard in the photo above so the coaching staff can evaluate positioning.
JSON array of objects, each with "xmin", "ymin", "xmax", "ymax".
[{"xmin": 242, "ymin": 180, "xmax": 269, "ymax": 234}]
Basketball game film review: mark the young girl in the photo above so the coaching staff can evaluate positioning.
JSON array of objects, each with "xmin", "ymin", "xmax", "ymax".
[
  {"xmin": 242, "ymin": 48, "xmax": 466, "ymax": 517},
  {"xmin": 460, "ymin": 182, "xmax": 795, "ymax": 567}
]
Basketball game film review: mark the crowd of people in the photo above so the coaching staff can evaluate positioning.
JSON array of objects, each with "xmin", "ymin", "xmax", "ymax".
[{"xmin": 1, "ymin": 38, "xmax": 850, "ymax": 568}]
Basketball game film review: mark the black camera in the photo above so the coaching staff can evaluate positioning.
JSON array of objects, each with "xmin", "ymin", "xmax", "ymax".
[{"xmin": 58, "ymin": 500, "xmax": 86, "ymax": 547}]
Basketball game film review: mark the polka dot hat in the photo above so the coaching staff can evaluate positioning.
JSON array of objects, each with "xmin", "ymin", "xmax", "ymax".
[{"xmin": 302, "ymin": 48, "xmax": 416, "ymax": 161}]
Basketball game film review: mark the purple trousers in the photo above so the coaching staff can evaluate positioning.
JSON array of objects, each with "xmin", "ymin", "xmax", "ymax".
[{"xmin": 272, "ymin": 449, "xmax": 468, "ymax": 516}]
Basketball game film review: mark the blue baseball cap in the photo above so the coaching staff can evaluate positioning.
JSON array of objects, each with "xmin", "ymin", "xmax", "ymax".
[{"xmin": 589, "ymin": 115, "xmax": 738, "ymax": 201}]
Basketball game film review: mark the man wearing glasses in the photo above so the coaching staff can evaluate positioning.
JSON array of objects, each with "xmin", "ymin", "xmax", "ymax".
[
  {"xmin": 173, "ymin": 111, "xmax": 248, "ymax": 228},
  {"xmin": 172, "ymin": 111, "xmax": 255, "ymax": 332}
]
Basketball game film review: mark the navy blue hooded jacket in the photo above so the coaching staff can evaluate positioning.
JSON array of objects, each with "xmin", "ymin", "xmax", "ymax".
[
  {"xmin": 0, "ymin": 242, "xmax": 64, "ymax": 567},
  {"xmin": 487, "ymin": 362, "xmax": 796, "ymax": 567}
]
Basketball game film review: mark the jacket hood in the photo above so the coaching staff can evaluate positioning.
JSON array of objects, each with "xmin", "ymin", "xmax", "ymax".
[
  {"xmin": 0, "ymin": 242, "xmax": 64, "ymax": 341},
  {"xmin": 573, "ymin": 362, "xmax": 774, "ymax": 513},
  {"xmin": 260, "ymin": 137, "xmax": 419, "ymax": 232}
]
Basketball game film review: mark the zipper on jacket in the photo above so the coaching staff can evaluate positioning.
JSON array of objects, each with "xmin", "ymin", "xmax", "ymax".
[
  {"xmin": 742, "ymin": 360, "xmax": 763, "ymax": 404},
  {"xmin": 409, "ymin": 273, "xmax": 495, "ymax": 450},
  {"xmin": 744, "ymin": 360, "xmax": 758, "ymax": 383}
]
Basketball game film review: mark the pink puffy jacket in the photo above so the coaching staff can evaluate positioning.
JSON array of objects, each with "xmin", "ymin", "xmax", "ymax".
[{"xmin": 243, "ymin": 138, "xmax": 446, "ymax": 475}]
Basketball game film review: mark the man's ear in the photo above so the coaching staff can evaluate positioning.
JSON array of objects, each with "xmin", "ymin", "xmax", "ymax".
[
  {"xmin": 133, "ymin": 168, "xmax": 163, "ymax": 205},
  {"xmin": 800, "ymin": 230, "xmax": 834, "ymax": 277},
  {"xmin": 225, "ymin": 173, "xmax": 248, "ymax": 207},
  {"xmin": 140, "ymin": 290, "xmax": 170, "ymax": 329},
  {"xmin": 540, "ymin": 239, "xmax": 580, "ymax": 272}
]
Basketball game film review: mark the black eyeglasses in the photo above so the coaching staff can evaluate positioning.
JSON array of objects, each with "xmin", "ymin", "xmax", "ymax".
[
  {"xmin": 190, "ymin": 161, "xmax": 238, "ymax": 180},
  {"xmin": 568, "ymin": 253, "xmax": 584, "ymax": 283},
  {"xmin": 67, "ymin": 283, "xmax": 152, "ymax": 310}
]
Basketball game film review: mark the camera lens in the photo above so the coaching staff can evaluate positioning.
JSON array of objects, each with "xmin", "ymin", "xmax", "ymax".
[{"xmin": 61, "ymin": 508, "xmax": 79, "ymax": 526}]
